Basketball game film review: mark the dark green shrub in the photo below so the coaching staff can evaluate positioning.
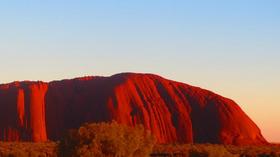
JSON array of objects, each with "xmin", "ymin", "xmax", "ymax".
[{"xmin": 58, "ymin": 121, "xmax": 156, "ymax": 157}]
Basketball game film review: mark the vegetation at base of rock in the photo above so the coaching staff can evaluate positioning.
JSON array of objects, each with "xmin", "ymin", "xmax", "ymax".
[
  {"xmin": 153, "ymin": 144, "xmax": 280, "ymax": 157},
  {"xmin": 58, "ymin": 121, "xmax": 156, "ymax": 157},
  {"xmin": 0, "ymin": 121, "xmax": 279, "ymax": 157},
  {"xmin": 0, "ymin": 142, "xmax": 280, "ymax": 157},
  {"xmin": 0, "ymin": 142, "xmax": 57, "ymax": 157}
]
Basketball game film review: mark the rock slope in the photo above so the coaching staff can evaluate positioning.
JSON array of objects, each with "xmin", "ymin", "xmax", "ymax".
[{"xmin": 0, "ymin": 73, "xmax": 267, "ymax": 145}]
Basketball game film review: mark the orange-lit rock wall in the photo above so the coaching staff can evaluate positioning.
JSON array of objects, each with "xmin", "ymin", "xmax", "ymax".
[{"xmin": 0, "ymin": 73, "xmax": 268, "ymax": 145}]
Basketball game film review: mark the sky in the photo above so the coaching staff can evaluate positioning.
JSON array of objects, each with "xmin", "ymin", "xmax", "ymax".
[{"xmin": 0, "ymin": 0, "xmax": 279, "ymax": 142}]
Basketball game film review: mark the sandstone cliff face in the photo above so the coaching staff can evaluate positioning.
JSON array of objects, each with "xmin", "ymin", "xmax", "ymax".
[
  {"xmin": 0, "ymin": 82, "xmax": 48, "ymax": 142},
  {"xmin": 0, "ymin": 73, "xmax": 267, "ymax": 145}
]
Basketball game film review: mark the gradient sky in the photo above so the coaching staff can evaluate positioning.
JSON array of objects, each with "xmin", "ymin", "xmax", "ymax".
[{"xmin": 0, "ymin": 0, "xmax": 279, "ymax": 142}]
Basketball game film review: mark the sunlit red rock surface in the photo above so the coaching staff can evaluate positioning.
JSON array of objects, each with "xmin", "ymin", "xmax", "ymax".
[{"xmin": 0, "ymin": 73, "xmax": 267, "ymax": 145}]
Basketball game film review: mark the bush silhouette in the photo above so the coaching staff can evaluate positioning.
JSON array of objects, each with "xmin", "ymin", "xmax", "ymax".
[{"xmin": 58, "ymin": 121, "xmax": 156, "ymax": 157}]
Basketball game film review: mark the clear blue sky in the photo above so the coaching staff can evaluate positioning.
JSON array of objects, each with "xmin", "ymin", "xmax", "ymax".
[{"xmin": 0, "ymin": 0, "xmax": 279, "ymax": 142}]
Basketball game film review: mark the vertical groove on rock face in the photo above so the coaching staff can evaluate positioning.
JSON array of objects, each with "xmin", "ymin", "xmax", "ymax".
[
  {"xmin": 153, "ymin": 78, "xmax": 193, "ymax": 143},
  {"xmin": 135, "ymin": 75, "xmax": 178, "ymax": 143},
  {"xmin": 17, "ymin": 89, "xmax": 25, "ymax": 127},
  {"xmin": 28, "ymin": 83, "xmax": 48, "ymax": 142}
]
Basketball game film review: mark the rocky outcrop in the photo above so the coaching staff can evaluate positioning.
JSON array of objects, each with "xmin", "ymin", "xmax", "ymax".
[
  {"xmin": 0, "ymin": 82, "xmax": 48, "ymax": 142},
  {"xmin": 0, "ymin": 73, "xmax": 268, "ymax": 145}
]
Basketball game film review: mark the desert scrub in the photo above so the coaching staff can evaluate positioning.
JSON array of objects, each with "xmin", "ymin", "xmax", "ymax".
[
  {"xmin": 58, "ymin": 121, "xmax": 156, "ymax": 157},
  {"xmin": 0, "ymin": 142, "xmax": 57, "ymax": 157},
  {"xmin": 152, "ymin": 144, "xmax": 237, "ymax": 157},
  {"xmin": 152, "ymin": 144, "xmax": 280, "ymax": 157},
  {"xmin": 189, "ymin": 144, "xmax": 237, "ymax": 157},
  {"xmin": 225, "ymin": 144, "xmax": 280, "ymax": 157}
]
